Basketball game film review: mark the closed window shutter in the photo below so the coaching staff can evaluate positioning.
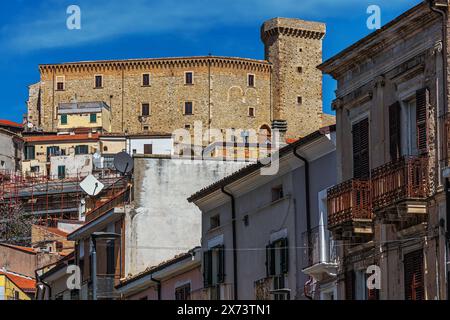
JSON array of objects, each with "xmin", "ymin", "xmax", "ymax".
[
  {"xmin": 416, "ymin": 88, "xmax": 429, "ymax": 155},
  {"xmin": 352, "ymin": 118, "xmax": 370, "ymax": 179},
  {"xmin": 389, "ymin": 102, "xmax": 401, "ymax": 160},
  {"xmin": 203, "ymin": 250, "xmax": 213, "ymax": 287},
  {"xmin": 345, "ymin": 270, "xmax": 355, "ymax": 300},
  {"xmin": 280, "ymin": 238, "xmax": 289, "ymax": 274},
  {"xmin": 217, "ymin": 245, "xmax": 225, "ymax": 283},
  {"xmin": 404, "ymin": 250, "xmax": 424, "ymax": 300}
]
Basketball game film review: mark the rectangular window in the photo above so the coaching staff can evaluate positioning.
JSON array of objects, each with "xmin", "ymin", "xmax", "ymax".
[
  {"xmin": 142, "ymin": 73, "xmax": 150, "ymax": 86},
  {"xmin": 47, "ymin": 146, "xmax": 60, "ymax": 161},
  {"xmin": 248, "ymin": 74, "xmax": 255, "ymax": 87},
  {"xmin": 142, "ymin": 103, "xmax": 150, "ymax": 116},
  {"xmin": 184, "ymin": 102, "xmax": 193, "ymax": 115},
  {"xmin": 271, "ymin": 185, "xmax": 284, "ymax": 202},
  {"xmin": 404, "ymin": 250, "xmax": 424, "ymax": 300},
  {"xmin": 203, "ymin": 245, "xmax": 225, "ymax": 288},
  {"xmin": 25, "ymin": 146, "xmax": 35, "ymax": 160},
  {"xmin": 75, "ymin": 145, "xmax": 89, "ymax": 155},
  {"xmin": 31, "ymin": 166, "xmax": 40, "ymax": 173},
  {"xmin": 143, "ymin": 126, "xmax": 149, "ymax": 131},
  {"xmin": 352, "ymin": 117, "xmax": 370, "ymax": 179},
  {"xmin": 248, "ymin": 107, "xmax": 255, "ymax": 117},
  {"xmin": 61, "ymin": 114, "xmax": 68, "ymax": 125},
  {"xmin": 210, "ymin": 215, "xmax": 220, "ymax": 229},
  {"xmin": 266, "ymin": 238, "xmax": 288, "ymax": 277},
  {"xmin": 95, "ymin": 75, "xmax": 103, "ymax": 88},
  {"xmin": 58, "ymin": 165, "xmax": 66, "ymax": 179},
  {"xmin": 175, "ymin": 283, "xmax": 191, "ymax": 300},
  {"xmin": 90, "ymin": 113, "xmax": 97, "ymax": 123},
  {"xmin": 56, "ymin": 76, "xmax": 65, "ymax": 91},
  {"xmin": 297, "ymin": 96, "xmax": 303, "ymax": 105},
  {"xmin": 185, "ymin": 72, "xmax": 193, "ymax": 85},
  {"xmin": 144, "ymin": 144, "xmax": 153, "ymax": 155}
]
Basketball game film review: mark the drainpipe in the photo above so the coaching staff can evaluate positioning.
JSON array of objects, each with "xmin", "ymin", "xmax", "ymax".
[
  {"xmin": 293, "ymin": 146, "xmax": 312, "ymax": 264},
  {"xmin": 35, "ymin": 270, "xmax": 52, "ymax": 300},
  {"xmin": 151, "ymin": 277, "xmax": 162, "ymax": 300},
  {"xmin": 428, "ymin": 0, "xmax": 449, "ymax": 300},
  {"xmin": 221, "ymin": 185, "xmax": 238, "ymax": 300}
]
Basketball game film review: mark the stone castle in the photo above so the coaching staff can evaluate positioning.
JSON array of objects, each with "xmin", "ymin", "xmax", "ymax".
[{"xmin": 27, "ymin": 18, "xmax": 333, "ymax": 141}]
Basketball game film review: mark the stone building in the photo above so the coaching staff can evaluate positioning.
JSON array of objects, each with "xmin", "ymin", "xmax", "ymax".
[
  {"xmin": 26, "ymin": 18, "xmax": 330, "ymax": 141},
  {"xmin": 319, "ymin": 1, "xmax": 449, "ymax": 300}
]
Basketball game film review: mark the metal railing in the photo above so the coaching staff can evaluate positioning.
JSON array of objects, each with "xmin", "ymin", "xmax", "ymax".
[
  {"xmin": 327, "ymin": 179, "xmax": 372, "ymax": 229},
  {"xmin": 371, "ymin": 156, "xmax": 428, "ymax": 210},
  {"xmin": 302, "ymin": 226, "xmax": 337, "ymax": 269}
]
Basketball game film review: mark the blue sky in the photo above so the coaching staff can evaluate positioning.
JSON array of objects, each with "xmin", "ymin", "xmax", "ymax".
[{"xmin": 0, "ymin": 0, "xmax": 422, "ymax": 122}]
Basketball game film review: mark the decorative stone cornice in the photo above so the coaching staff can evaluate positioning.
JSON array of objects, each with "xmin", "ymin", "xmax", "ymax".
[
  {"xmin": 261, "ymin": 27, "xmax": 325, "ymax": 42},
  {"xmin": 39, "ymin": 56, "xmax": 272, "ymax": 74}
]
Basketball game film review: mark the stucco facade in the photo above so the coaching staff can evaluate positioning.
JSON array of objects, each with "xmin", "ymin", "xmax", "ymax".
[
  {"xmin": 127, "ymin": 156, "xmax": 248, "ymax": 276},
  {"xmin": 189, "ymin": 128, "xmax": 337, "ymax": 300}
]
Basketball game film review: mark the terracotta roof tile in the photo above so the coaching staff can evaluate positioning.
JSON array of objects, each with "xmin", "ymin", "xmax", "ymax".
[
  {"xmin": 0, "ymin": 119, "xmax": 22, "ymax": 128},
  {"xmin": 24, "ymin": 133, "xmax": 99, "ymax": 143},
  {"xmin": 0, "ymin": 271, "xmax": 36, "ymax": 292}
]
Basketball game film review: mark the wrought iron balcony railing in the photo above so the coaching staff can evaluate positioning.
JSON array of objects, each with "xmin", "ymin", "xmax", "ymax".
[
  {"xmin": 371, "ymin": 156, "xmax": 428, "ymax": 210},
  {"xmin": 327, "ymin": 179, "xmax": 372, "ymax": 230}
]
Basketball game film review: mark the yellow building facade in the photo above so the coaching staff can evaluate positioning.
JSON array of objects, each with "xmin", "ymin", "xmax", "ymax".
[
  {"xmin": 57, "ymin": 101, "xmax": 111, "ymax": 133},
  {"xmin": 0, "ymin": 273, "xmax": 33, "ymax": 300}
]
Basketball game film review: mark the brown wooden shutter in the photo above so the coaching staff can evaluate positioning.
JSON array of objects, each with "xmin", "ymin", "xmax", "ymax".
[
  {"xmin": 144, "ymin": 144, "xmax": 153, "ymax": 155},
  {"xmin": 345, "ymin": 270, "xmax": 355, "ymax": 300},
  {"xmin": 416, "ymin": 88, "xmax": 429, "ymax": 155},
  {"xmin": 389, "ymin": 102, "xmax": 401, "ymax": 160},
  {"xmin": 404, "ymin": 250, "xmax": 424, "ymax": 300},
  {"xmin": 352, "ymin": 118, "xmax": 370, "ymax": 179}
]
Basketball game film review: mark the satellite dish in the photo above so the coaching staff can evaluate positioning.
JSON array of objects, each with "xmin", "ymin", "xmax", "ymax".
[
  {"xmin": 80, "ymin": 174, "xmax": 104, "ymax": 196},
  {"xmin": 114, "ymin": 151, "xmax": 134, "ymax": 174},
  {"xmin": 27, "ymin": 122, "xmax": 34, "ymax": 129}
]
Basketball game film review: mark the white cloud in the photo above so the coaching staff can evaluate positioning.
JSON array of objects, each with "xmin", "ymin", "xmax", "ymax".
[{"xmin": 0, "ymin": 0, "xmax": 420, "ymax": 53}]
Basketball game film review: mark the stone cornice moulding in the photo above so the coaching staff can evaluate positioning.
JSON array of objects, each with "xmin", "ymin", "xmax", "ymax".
[
  {"xmin": 39, "ymin": 56, "xmax": 273, "ymax": 74},
  {"xmin": 261, "ymin": 27, "xmax": 325, "ymax": 42}
]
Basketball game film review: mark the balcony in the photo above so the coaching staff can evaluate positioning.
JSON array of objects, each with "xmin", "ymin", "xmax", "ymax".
[
  {"xmin": 192, "ymin": 284, "xmax": 234, "ymax": 300},
  {"xmin": 371, "ymin": 156, "xmax": 428, "ymax": 214},
  {"xmin": 255, "ymin": 275, "xmax": 289, "ymax": 300},
  {"xmin": 301, "ymin": 226, "xmax": 338, "ymax": 282},
  {"xmin": 327, "ymin": 179, "xmax": 373, "ymax": 237}
]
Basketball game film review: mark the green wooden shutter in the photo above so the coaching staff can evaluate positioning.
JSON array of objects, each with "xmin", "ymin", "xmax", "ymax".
[
  {"xmin": 280, "ymin": 238, "xmax": 289, "ymax": 274},
  {"xmin": 217, "ymin": 245, "xmax": 225, "ymax": 283},
  {"xmin": 203, "ymin": 250, "xmax": 213, "ymax": 287}
]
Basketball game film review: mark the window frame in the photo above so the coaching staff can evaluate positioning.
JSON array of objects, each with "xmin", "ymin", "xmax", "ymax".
[
  {"xmin": 184, "ymin": 101, "xmax": 193, "ymax": 115},
  {"xmin": 142, "ymin": 73, "xmax": 151, "ymax": 87},
  {"xmin": 247, "ymin": 73, "xmax": 255, "ymax": 87},
  {"xmin": 94, "ymin": 75, "xmax": 103, "ymax": 89},
  {"xmin": 141, "ymin": 103, "xmax": 150, "ymax": 116},
  {"xmin": 248, "ymin": 107, "xmax": 255, "ymax": 117},
  {"xmin": 185, "ymin": 71, "xmax": 194, "ymax": 85},
  {"xmin": 56, "ymin": 76, "xmax": 65, "ymax": 91},
  {"xmin": 89, "ymin": 113, "xmax": 97, "ymax": 124},
  {"xmin": 60, "ymin": 114, "xmax": 68, "ymax": 125},
  {"xmin": 75, "ymin": 145, "xmax": 89, "ymax": 155}
]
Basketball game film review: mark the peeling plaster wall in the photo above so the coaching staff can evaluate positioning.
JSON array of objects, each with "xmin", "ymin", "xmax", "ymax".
[{"xmin": 126, "ymin": 156, "xmax": 247, "ymax": 275}]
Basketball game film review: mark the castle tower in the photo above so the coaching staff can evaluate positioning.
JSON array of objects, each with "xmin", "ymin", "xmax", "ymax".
[{"xmin": 261, "ymin": 18, "xmax": 326, "ymax": 139}]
